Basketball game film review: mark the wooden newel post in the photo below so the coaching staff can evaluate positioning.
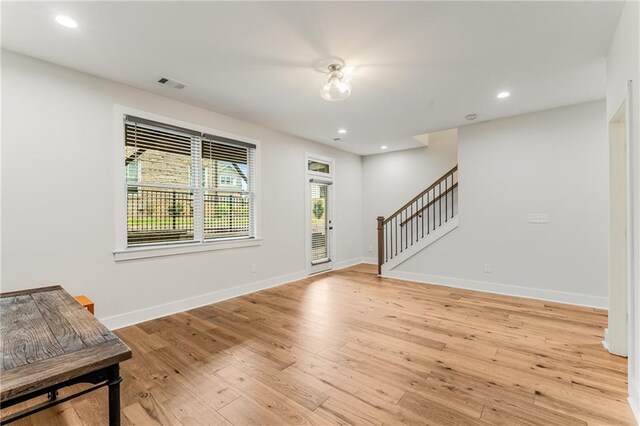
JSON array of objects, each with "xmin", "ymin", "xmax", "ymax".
[{"xmin": 377, "ymin": 216, "xmax": 384, "ymax": 276}]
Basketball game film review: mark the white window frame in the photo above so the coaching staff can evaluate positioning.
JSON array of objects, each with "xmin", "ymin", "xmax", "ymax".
[{"xmin": 113, "ymin": 105, "xmax": 261, "ymax": 261}]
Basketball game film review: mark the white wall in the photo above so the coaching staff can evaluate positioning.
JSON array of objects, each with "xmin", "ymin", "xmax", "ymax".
[
  {"xmin": 376, "ymin": 101, "xmax": 609, "ymax": 308},
  {"xmin": 606, "ymin": 0, "xmax": 640, "ymax": 420},
  {"xmin": 0, "ymin": 50, "xmax": 363, "ymax": 328},
  {"xmin": 361, "ymin": 133, "xmax": 457, "ymax": 260}
]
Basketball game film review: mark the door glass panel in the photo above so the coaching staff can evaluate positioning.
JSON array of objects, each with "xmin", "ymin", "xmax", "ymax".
[{"xmin": 310, "ymin": 182, "xmax": 329, "ymax": 263}]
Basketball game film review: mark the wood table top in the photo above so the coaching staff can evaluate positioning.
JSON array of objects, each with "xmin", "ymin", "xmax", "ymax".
[{"xmin": 0, "ymin": 286, "xmax": 132, "ymax": 402}]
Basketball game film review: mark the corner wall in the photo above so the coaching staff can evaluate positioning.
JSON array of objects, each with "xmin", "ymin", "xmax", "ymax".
[
  {"xmin": 0, "ymin": 50, "xmax": 364, "ymax": 328},
  {"xmin": 375, "ymin": 101, "xmax": 609, "ymax": 308}
]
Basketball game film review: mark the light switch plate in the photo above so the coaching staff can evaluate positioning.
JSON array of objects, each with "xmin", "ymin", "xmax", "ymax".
[{"xmin": 528, "ymin": 213, "xmax": 549, "ymax": 223}]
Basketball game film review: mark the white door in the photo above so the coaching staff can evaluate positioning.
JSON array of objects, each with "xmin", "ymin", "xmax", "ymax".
[{"xmin": 309, "ymin": 180, "xmax": 333, "ymax": 274}]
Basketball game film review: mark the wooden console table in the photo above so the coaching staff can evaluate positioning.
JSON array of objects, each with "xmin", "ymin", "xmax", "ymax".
[{"xmin": 0, "ymin": 286, "xmax": 132, "ymax": 425}]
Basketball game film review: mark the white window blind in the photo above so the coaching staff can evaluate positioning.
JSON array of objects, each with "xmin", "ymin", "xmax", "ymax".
[
  {"xmin": 124, "ymin": 115, "xmax": 256, "ymax": 247},
  {"xmin": 310, "ymin": 182, "xmax": 329, "ymax": 262}
]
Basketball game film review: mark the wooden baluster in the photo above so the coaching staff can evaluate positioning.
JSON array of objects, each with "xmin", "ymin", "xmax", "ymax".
[{"xmin": 377, "ymin": 216, "xmax": 384, "ymax": 275}]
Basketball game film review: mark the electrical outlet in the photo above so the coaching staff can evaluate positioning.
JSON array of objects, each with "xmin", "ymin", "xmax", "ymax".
[
  {"xmin": 368, "ymin": 245, "xmax": 373, "ymax": 253},
  {"xmin": 528, "ymin": 213, "xmax": 549, "ymax": 223},
  {"xmin": 484, "ymin": 263, "xmax": 492, "ymax": 273},
  {"xmin": 250, "ymin": 264, "xmax": 257, "ymax": 273}
]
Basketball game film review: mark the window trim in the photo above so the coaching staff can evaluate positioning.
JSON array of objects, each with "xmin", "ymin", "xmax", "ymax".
[
  {"xmin": 113, "ymin": 237, "xmax": 263, "ymax": 262},
  {"xmin": 113, "ymin": 105, "xmax": 261, "ymax": 260}
]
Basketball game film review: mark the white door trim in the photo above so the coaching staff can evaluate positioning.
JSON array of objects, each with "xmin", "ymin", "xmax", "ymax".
[
  {"xmin": 607, "ymin": 86, "xmax": 634, "ymax": 357},
  {"xmin": 304, "ymin": 153, "xmax": 335, "ymax": 275}
]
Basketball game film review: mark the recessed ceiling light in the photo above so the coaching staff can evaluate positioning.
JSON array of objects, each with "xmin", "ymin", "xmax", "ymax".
[
  {"xmin": 55, "ymin": 15, "xmax": 78, "ymax": 28},
  {"xmin": 497, "ymin": 91, "xmax": 511, "ymax": 99},
  {"xmin": 338, "ymin": 129, "xmax": 347, "ymax": 134},
  {"xmin": 380, "ymin": 146, "xmax": 388, "ymax": 150}
]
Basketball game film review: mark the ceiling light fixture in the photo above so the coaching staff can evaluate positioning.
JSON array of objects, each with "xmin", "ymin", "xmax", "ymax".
[
  {"xmin": 338, "ymin": 129, "xmax": 347, "ymax": 134},
  {"xmin": 321, "ymin": 64, "xmax": 352, "ymax": 101},
  {"xmin": 497, "ymin": 91, "xmax": 511, "ymax": 99},
  {"xmin": 55, "ymin": 15, "xmax": 78, "ymax": 28},
  {"xmin": 380, "ymin": 145, "xmax": 388, "ymax": 150}
]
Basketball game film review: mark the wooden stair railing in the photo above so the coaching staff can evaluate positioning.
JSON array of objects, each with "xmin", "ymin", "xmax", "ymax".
[
  {"xmin": 399, "ymin": 182, "xmax": 458, "ymax": 227},
  {"xmin": 377, "ymin": 165, "xmax": 458, "ymax": 275}
]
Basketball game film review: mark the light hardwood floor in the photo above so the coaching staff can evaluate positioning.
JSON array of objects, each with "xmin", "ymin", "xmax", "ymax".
[{"xmin": 6, "ymin": 264, "xmax": 635, "ymax": 425}]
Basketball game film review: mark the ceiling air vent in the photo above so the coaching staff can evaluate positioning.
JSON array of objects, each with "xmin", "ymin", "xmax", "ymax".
[{"xmin": 158, "ymin": 77, "xmax": 186, "ymax": 90}]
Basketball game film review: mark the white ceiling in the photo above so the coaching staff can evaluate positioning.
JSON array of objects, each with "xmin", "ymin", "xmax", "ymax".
[{"xmin": 1, "ymin": 1, "xmax": 623, "ymax": 155}]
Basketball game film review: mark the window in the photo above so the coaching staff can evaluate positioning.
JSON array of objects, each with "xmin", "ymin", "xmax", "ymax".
[
  {"xmin": 124, "ymin": 115, "xmax": 256, "ymax": 247},
  {"xmin": 308, "ymin": 160, "xmax": 330, "ymax": 174}
]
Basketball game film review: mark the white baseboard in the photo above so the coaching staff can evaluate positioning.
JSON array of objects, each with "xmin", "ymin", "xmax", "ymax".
[
  {"xmin": 603, "ymin": 328, "xmax": 610, "ymax": 351},
  {"xmin": 333, "ymin": 257, "xmax": 368, "ymax": 270},
  {"xmin": 384, "ymin": 270, "xmax": 608, "ymax": 309},
  {"xmin": 361, "ymin": 257, "xmax": 377, "ymax": 265},
  {"xmin": 101, "ymin": 269, "xmax": 307, "ymax": 330},
  {"xmin": 101, "ymin": 257, "xmax": 366, "ymax": 330},
  {"xmin": 630, "ymin": 379, "xmax": 639, "ymax": 425}
]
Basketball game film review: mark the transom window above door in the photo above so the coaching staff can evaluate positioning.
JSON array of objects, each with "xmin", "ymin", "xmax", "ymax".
[{"xmin": 308, "ymin": 160, "xmax": 330, "ymax": 174}]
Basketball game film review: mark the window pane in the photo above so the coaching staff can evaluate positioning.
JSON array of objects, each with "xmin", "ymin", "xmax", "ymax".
[
  {"xmin": 125, "ymin": 121, "xmax": 195, "ymax": 246},
  {"xmin": 203, "ymin": 192, "xmax": 250, "ymax": 239},
  {"xmin": 201, "ymin": 138, "xmax": 253, "ymax": 241},
  {"xmin": 311, "ymin": 183, "xmax": 328, "ymax": 262},
  {"xmin": 308, "ymin": 160, "xmax": 330, "ymax": 174},
  {"xmin": 127, "ymin": 187, "xmax": 194, "ymax": 245},
  {"xmin": 201, "ymin": 140, "xmax": 249, "ymax": 191},
  {"xmin": 125, "ymin": 123, "xmax": 192, "ymax": 187}
]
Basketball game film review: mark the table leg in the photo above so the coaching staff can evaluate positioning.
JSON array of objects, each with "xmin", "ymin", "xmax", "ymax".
[{"xmin": 107, "ymin": 365, "xmax": 122, "ymax": 426}]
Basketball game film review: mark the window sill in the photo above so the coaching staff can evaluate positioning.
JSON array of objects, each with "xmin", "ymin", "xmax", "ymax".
[{"xmin": 113, "ymin": 238, "xmax": 262, "ymax": 262}]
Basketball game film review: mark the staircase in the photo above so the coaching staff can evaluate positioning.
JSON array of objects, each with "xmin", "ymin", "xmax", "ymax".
[{"xmin": 377, "ymin": 165, "xmax": 459, "ymax": 275}]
